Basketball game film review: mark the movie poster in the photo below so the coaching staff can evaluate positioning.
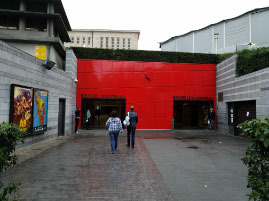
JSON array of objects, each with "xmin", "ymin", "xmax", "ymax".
[
  {"xmin": 33, "ymin": 88, "xmax": 48, "ymax": 134},
  {"xmin": 10, "ymin": 85, "xmax": 33, "ymax": 134}
]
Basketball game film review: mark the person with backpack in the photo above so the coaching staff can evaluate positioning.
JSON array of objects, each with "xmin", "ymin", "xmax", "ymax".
[
  {"xmin": 105, "ymin": 111, "xmax": 123, "ymax": 154},
  {"xmin": 125, "ymin": 106, "xmax": 138, "ymax": 148}
]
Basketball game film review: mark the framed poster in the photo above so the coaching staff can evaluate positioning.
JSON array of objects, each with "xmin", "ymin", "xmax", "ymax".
[
  {"xmin": 32, "ymin": 88, "xmax": 48, "ymax": 134},
  {"xmin": 10, "ymin": 84, "xmax": 33, "ymax": 134}
]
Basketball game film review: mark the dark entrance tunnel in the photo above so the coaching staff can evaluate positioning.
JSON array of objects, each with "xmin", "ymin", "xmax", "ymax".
[
  {"xmin": 173, "ymin": 100, "xmax": 213, "ymax": 129},
  {"xmin": 81, "ymin": 98, "xmax": 126, "ymax": 129}
]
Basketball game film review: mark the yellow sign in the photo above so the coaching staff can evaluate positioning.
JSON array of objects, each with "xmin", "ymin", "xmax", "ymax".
[{"xmin": 35, "ymin": 46, "xmax": 46, "ymax": 60}]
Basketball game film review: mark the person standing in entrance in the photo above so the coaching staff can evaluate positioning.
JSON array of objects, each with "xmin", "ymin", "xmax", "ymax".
[
  {"xmin": 86, "ymin": 109, "xmax": 91, "ymax": 130},
  {"xmin": 126, "ymin": 106, "xmax": 138, "ymax": 148},
  {"xmin": 208, "ymin": 108, "xmax": 215, "ymax": 130},
  {"xmin": 106, "ymin": 111, "xmax": 123, "ymax": 154},
  {"xmin": 75, "ymin": 108, "xmax": 81, "ymax": 134}
]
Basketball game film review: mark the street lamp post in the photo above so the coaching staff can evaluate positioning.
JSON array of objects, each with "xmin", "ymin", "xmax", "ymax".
[{"xmin": 214, "ymin": 32, "xmax": 219, "ymax": 54}]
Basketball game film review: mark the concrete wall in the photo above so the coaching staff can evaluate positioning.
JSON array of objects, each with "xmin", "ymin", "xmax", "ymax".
[
  {"xmin": 0, "ymin": 40, "xmax": 77, "ymax": 148},
  {"xmin": 216, "ymin": 54, "xmax": 269, "ymax": 134}
]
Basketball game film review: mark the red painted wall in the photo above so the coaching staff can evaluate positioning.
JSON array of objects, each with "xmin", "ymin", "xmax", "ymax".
[{"xmin": 77, "ymin": 59, "xmax": 216, "ymax": 129}]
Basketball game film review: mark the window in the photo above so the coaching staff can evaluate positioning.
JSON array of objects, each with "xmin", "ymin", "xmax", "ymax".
[
  {"xmin": 106, "ymin": 37, "xmax": 109, "ymax": 48},
  {"xmin": 26, "ymin": 1, "xmax": 47, "ymax": 12},
  {"xmin": 25, "ymin": 18, "xmax": 47, "ymax": 32},
  {"xmin": 111, "ymin": 37, "xmax": 114, "ymax": 48},
  {"xmin": 117, "ymin": 38, "xmax": 120, "ymax": 48},
  {"xmin": 77, "ymin": 37, "xmax": 80, "ymax": 44},
  {"xmin": 128, "ymin": 38, "xmax": 131, "ymax": 49},
  {"xmin": 123, "ymin": 38, "xmax": 125, "ymax": 49},
  {"xmin": 88, "ymin": 37, "xmax": 91, "ymax": 45},
  {"xmin": 82, "ymin": 37, "xmax": 85, "ymax": 46},
  {"xmin": 0, "ymin": 16, "xmax": 19, "ymax": 30},
  {"xmin": 71, "ymin": 37, "xmax": 74, "ymax": 43},
  {"xmin": 0, "ymin": 0, "xmax": 20, "ymax": 10},
  {"xmin": 100, "ymin": 37, "xmax": 103, "ymax": 48}
]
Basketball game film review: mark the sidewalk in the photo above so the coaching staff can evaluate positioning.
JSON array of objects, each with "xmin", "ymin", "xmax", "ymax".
[
  {"xmin": 2, "ymin": 130, "xmax": 174, "ymax": 201},
  {"xmin": 2, "ymin": 129, "xmax": 250, "ymax": 201}
]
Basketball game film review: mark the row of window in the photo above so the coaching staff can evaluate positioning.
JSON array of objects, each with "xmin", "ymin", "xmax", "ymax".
[{"xmin": 71, "ymin": 36, "xmax": 131, "ymax": 49}]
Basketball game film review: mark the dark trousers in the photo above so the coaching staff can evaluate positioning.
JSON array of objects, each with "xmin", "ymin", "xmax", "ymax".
[
  {"xmin": 75, "ymin": 118, "xmax": 79, "ymax": 132},
  {"xmin": 127, "ymin": 127, "xmax": 136, "ymax": 147},
  {"xmin": 86, "ymin": 118, "xmax": 90, "ymax": 129}
]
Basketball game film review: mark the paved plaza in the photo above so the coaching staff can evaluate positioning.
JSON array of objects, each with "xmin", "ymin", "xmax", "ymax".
[{"xmin": 1, "ymin": 130, "xmax": 250, "ymax": 201}]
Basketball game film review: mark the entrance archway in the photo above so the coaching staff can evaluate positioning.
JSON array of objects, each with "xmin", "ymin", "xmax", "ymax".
[
  {"xmin": 173, "ymin": 100, "xmax": 213, "ymax": 129},
  {"xmin": 81, "ymin": 98, "xmax": 126, "ymax": 128}
]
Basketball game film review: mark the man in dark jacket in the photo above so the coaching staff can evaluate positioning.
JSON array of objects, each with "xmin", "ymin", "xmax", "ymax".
[
  {"xmin": 208, "ymin": 108, "xmax": 215, "ymax": 130},
  {"xmin": 126, "ymin": 106, "xmax": 138, "ymax": 148},
  {"xmin": 75, "ymin": 108, "xmax": 81, "ymax": 134}
]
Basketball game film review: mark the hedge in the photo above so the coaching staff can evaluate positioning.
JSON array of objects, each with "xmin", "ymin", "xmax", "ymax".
[
  {"xmin": 237, "ymin": 47, "xmax": 269, "ymax": 76},
  {"xmin": 71, "ymin": 47, "xmax": 219, "ymax": 64}
]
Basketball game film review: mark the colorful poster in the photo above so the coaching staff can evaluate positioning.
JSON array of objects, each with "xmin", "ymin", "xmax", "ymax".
[
  {"xmin": 33, "ymin": 89, "xmax": 48, "ymax": 133},
  {"xmin": 11, "ymin": 85, "xmax": 33, "ymax": 134}
]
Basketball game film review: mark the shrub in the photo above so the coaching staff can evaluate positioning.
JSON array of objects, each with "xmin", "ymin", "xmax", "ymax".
[
  {"xmin": 0, "ymin": 122, "xmax": 25, "ymax": 201},
  {"xmin": 237, "ymin": 47, "xmax": 269, "ymax": 76},
  {"xmin": 238, "ymin": 118, "xmax": 269, "ymax": 201}
]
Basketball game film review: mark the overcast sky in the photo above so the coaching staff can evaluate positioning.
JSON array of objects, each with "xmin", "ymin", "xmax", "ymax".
[{"xmin": 62, "ymin": 0, "xmax": 268, "ymax": 51}]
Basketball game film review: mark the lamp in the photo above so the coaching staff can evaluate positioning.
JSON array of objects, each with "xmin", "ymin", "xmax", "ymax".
[
  {"xmin": 42, "ymin": 60, "xmax": 55, "ymax": 70},
  {"xmin": 72, "ymin": 78, "xmax": 78, "ymax": 83}
]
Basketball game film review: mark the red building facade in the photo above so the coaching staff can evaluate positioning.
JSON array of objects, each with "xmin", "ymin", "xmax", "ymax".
[{"xmin": 77, "ymin": 59, "xmax": 216, "ymax": 129}]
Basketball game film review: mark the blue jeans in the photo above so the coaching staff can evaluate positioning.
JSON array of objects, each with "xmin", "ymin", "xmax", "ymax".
[
  {"xmin": 127, "ymin": 127, "xmax": 136, "ymax": 147},
  {"xmin": 209, "ymin": 119, "xmax": 214, "ymax": 130},
  {"xmin": 109, "ymin": 133, "xmax": 119, "ymax": 152}
]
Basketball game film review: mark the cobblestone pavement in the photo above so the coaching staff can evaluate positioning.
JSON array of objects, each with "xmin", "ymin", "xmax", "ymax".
[{"xmin": 1, "ymin": 131, "xmax": 174, "ymax": 201}]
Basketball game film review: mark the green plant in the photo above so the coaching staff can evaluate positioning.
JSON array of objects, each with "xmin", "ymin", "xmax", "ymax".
[
  {"xmin": 0, "ymin": 122, "xmax": 25, "ymax": 201},
  {"xmin": 238, "ymin": 118, "xmax": 269, "ymax": 201},
  {"xmin": 71, "ymin": 47, "xmax": 219, "ymax": 64},
  {"xmin": 237, "ymin": 47, "xmax": 269, "ymax": 76}
]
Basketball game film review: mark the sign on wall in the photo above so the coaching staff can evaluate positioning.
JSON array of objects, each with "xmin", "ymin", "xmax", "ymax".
[
  {"xmin": 10, "ymin": 84, "xmax": 48, "ymax": 135},
  {"xmin": 33, "ymin": 88, "xmax": 48, "ymax": 134},
  {"xmin": 35, "ymin": 46, "xmax": 46, "ymax": 60}
]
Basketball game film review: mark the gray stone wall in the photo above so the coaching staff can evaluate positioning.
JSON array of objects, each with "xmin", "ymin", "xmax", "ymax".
[
  {"xmin": 0, "ymin": 40, "xmax": 77, "ymax": 147},
  {"xmin": 216, "ymin": 54, "xmax": 269, "ymax": 134}
]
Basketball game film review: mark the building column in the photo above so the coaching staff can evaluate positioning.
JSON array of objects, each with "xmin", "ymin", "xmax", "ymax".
[
  {"xmin": 19, "ymin": 0, "xmax": 26, "ymax": 30},
  {"xmin": 47, "ymin": 2, "xmax": 54, "ymax": 37}
]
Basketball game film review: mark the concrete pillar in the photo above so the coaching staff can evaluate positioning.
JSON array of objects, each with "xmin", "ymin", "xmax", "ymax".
[
  {"xmin": 47, "ymin": 2, "xmax": 54, "ymax": 37},
  {"xmin": 19, "ymin": 0, "xmax": 26, "ymax": 30}
]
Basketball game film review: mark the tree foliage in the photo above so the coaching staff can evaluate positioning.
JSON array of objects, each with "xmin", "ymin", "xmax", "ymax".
[
  {"xmin": 238, "ymin": 118, "xmax": 269, "ymax": 201},
  {"xmin": 0, "ymin": 122, "xmax": 25, "ymax": 201}
]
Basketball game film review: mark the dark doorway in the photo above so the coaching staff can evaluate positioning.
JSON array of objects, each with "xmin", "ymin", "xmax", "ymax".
[
  {"xmin": 58, "ymin": 99, "xmax": 66, "ymax": 136},
  {"xmin": 228, "ymin": 100, "xmax": 256, "ymax": 136},
  {"xmin": 173, "ymin": 100, "xmax": 213, "ymax": 129},
  {"xmin": 81, "ymin": 98, "xmax": 126, "ymax": 129}
]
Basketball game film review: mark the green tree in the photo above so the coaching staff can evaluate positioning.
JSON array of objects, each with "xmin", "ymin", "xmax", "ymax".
[
  {"xmin": 238, "ymin": 118, "xmax": 269, "ymax": 201},
  {"xmin": 0, "ymin": 122, "xmax": 25, "ymax": 201}
]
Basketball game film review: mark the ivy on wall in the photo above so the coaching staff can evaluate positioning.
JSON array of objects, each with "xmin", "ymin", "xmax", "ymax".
[
  {"xmin": 71, "ymin": 47, "xmax": 269, "ymax": 76},
  {"xmin": 237, "ymin": 47, "xmax": 269, "ymax": 76},
  {"xmin": 71, "ymin": 47, "xmax": 219, "ymax": 64}
]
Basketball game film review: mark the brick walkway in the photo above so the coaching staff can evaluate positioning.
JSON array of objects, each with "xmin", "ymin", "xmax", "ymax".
[{"xmin": 1, "ymin": 133, "xmax": 174, "ymax": 201}]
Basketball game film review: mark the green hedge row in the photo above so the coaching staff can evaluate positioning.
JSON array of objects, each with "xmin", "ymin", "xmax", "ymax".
[
  {"xmin": 71, "ymin": 47, "xmax": 219, "ymax": 64},
  {"xmin": 237, "ymin": 47, "xmax": 269, "ymax": 76}
]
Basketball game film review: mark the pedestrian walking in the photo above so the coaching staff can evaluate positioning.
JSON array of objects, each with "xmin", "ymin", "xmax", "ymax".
[
  {"xmin": 105, "ymin": 111, "xmax": 123, "ymax": 154},
  {"xmin": 126, "ymin": 106, "xmax": 138, "ymax": 148},
  {"xmin": 86, "ymin": 109, "xmax": 91, "ymax": 130},
  {"xmin": 208, "ymin": 107, "xmax": 215, "ymax": 130},
  {"xmin": 75, "ymin": 108, "xmax": 81, "ymax": 134}
]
